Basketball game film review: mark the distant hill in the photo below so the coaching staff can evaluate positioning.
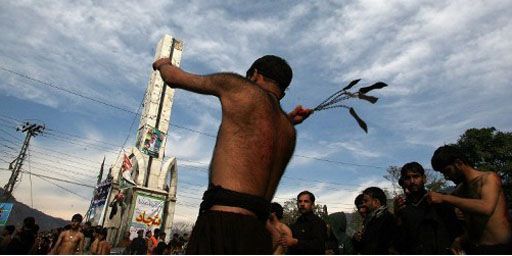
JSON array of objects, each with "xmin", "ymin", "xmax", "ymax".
[{"xmin": 1, "ymin": 189, "xmax": 68, "ymax": 231}]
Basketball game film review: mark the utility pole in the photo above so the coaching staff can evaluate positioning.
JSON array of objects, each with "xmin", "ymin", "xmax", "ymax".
[{"xmin": 2, "ymin": 122, "xmax": 45, "ymax": 199}]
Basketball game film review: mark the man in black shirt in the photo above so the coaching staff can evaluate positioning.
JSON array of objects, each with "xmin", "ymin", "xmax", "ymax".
[
  {"xmin": 281, "ymin": 191, "xmax": 327, "ymax": 254},
  {"xmin": 127, "ymin": 229, "xmax": 147, "ymax": 255},
  {"xmin": 353, "ymin": 187, "xmax": 397, "ymax": 254},
  {"xmin": 394, "ymin": 162, "xmax": 463, "ymax": 254}
]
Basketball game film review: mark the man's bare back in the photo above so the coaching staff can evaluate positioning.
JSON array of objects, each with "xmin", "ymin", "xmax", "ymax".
[
  {"xmin": 51, "ymin": 230, "xmax": 84, "ymax": 255},
  {"xmin": 210, "ymin": 85, "xmax": 296, "ymax": 200},
  {"xmin": 153, "ymin": 58, "xmax": 303, "ymax": 201}
]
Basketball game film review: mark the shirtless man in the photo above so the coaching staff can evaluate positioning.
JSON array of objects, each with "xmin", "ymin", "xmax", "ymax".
[
  {"xmin": 153, "ymin": 55, "xmax": 311, "ymax": 254},
  {"xmin": 50, "ymin": 213, "xmax": 85, "ymax": 255},
  {"xmin": 267, "ymin": 202, "xmax": 293, "ymax": 254},
  {"xmin": 428, "ymin": 145, "xmax": 512, "ymax": 254}
]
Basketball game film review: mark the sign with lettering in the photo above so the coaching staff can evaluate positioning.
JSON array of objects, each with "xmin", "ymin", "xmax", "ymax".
[
  {"xmin": 0, "ymin": 203, "xmax": 14, "ymax": 226},
  {"xmin": 128, "ymin": 192, "xmax": 165, "ymax": 239}
]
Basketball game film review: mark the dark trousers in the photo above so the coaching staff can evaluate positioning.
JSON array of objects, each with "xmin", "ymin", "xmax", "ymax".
[{"xmin": 186, "ymin": 210, "xmax": 272, "ymax": 255}]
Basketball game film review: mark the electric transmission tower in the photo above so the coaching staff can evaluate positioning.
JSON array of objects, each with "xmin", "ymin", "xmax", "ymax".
[{"xmin": 2, "ymin": 122, "xmax": 45, "ymax": 200}]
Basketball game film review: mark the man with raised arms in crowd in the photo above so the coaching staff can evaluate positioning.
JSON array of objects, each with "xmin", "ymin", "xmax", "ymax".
[
  {"xmin": 153, "ymin": 55, "xmax": 311, "ymax": 254},
  {"xmin": 50, "ymin": 213, "xmax": 85, "ymax": 255},
  {"xmin": 428, "ymin": 145, "xmax": 512, "ymax": 254}
]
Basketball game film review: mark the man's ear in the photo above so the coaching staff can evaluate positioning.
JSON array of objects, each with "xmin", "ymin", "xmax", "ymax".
[
  {"xmin": 250, "ymin": 69, "xmax": 263, "ymax": 82},
  {"xmin": 454, "ymin": 159, "xmax": 465, "ymax": 169}
]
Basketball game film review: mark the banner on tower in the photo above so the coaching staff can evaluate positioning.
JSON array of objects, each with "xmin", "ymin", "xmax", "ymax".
[
  {"xmin": 128, "ymin": 192, "xmax": 165, "ymax": 240},
  {"xmin": 88, "ymin": 178, "xmax": 112, "ymax": 225},
  {"xmin": 136, "ymin": 125, "xmax": 165, "ymax": 158}
]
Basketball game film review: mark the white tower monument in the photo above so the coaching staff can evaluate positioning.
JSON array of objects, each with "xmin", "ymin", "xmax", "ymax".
[{"xmin": 104, "ymin": 35, "xmax": 183, "ymax": 244}]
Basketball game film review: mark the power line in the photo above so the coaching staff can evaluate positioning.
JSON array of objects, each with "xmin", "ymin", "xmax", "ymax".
[
  {"xmin": 175, "ymin": 159, "xmax": 367, "ymax": 190},
  {"xmin": 0, "ymin": 168, "xmax": 95, "ymax": 188},
  {"xmin": 0, "ymin": 135, "xmax": 104, "ymax": 170},
  {"xmin": 45, "ymin": 128, "xmax": 126, "ymax": 148},
  {"xmin": 34, "ymin": 175, "xmax": 90, "ymax": 200},
  {"xmin": 292, "ymin": 154, "xmax": 386, "ymax": 169},
  {"xmin": 0, "ymin": 66, "xmax": 137, "ymax": 115},
  {"xmin": 39, "ymin": 134, "xmax": 120, "ymax": 154},
  {"xmin": 1, "ymin": 149, "xmax": 365, "ymax": 194},
  {"xmin": 0, "ymin": 69, "xmax": 216, "ymax": 137},
  {"xmin": 1, "ymin": 105, "xmax": 386, "ymax": 170},
  {"xmin": 110, "ymin": 90, "xmax": 145, "ymax": 177}
]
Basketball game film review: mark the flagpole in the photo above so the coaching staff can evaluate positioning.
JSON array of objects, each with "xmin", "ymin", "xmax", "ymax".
[{"xmin": 85, "ymin": 156, "xmax": 106, "ymax": 222}]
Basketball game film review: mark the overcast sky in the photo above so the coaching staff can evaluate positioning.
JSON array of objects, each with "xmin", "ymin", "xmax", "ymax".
[{"xmin": 1, "ymin": 0, "xmax": 511, "ymax": 224}]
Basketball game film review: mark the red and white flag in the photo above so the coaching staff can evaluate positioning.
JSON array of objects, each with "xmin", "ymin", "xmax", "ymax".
[{"xmin": 121, "ymin": 154, "xmax": 137, "ymax": 186}]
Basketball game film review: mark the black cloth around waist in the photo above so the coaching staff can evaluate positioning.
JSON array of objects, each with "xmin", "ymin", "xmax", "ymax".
[{"xmin": 199, "ymin": 184, "xmax": 271, "ymax": 220}]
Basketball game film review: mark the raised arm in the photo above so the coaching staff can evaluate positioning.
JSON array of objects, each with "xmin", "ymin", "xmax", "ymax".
[
  {"xmin": 428, "ymin": 173, "xmax": 501, "ymax": 216},
  {"xmin": 153, "ymin": 58, "xmax": 249, "ymax": 98}
]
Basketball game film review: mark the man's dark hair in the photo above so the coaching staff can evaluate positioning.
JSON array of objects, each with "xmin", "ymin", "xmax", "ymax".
[
  {"xmin": 154, "ymin": 228, "xmax": 160, "ymax": 237},
  {"xmin": 398, "ymin": 176, "xmax": 405, "ymax": 188},
  {"xmin": 137, "ymin": 229, "xmax": 144, "ymax": 235},
  {"xmin": 71, "ymin": 213, "xmax": 83, "ymax": 223},
  {"xmin": 270, "ymin": 202, "xmax": 284, "ymax": 220},
  {"xmin": 431, "ymin": 145, "xmax": 471, "ymax": 172},
  {"xmin": 362, "ymin": 187, "xmax": 387, "ymax": 206},
  {"xmin": 400, "ymin": 161, "xmax": 425, "ymax": 178},
  {"xmin": 23, "ymin": 217, "xmax": 36, "ymax": 229},
  {"xmin": 354, "ymin": 194, "xmax": 365, "ymax": 208},
  {"xmin": 99, "ymin": 228, "xmax": 108, "ymax": 239},
  {"xmin": 297, "ymin": 190, "xmax": 315, "ymax": 203},
  {"xmin": 246, "ymin": 55, "xmax": 293, "ymax": 93},
  {"xmin": 159, "ymin": 231, "xmax": 166, "ymax": 239}
]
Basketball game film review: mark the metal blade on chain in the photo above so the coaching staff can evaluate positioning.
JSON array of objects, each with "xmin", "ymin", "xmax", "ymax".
[
  {"xmin": 358, "ymin": 94, "xmax": 379, "ymax": 104},
  {"xmin": 342, "ymin": 79, "xmax": 361, "ymax": 91},
  {"xmin": 358, "ymin": 82, "xmax": 387, "ymax": 94},
  {"xmin": 349, "ymin": 107, "xmax": 368, "ymax": 133}
]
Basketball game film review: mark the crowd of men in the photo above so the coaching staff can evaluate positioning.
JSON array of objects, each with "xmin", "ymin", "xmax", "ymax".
[
  {"xmin": 1, "ymin": 145, "xmax": 511, "ymax": 256},
  {"xmin": 264, "ymin": 145, "xmax": 511, "ymax": 255},
  {"xmin": 0, "ymin": 213, "xmax": 189, "ymax": 255}
]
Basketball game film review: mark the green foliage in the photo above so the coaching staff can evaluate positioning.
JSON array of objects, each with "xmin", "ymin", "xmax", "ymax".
[{"xmin": 451, "ymin": 127, "xmax": 512, "ymax": 208}]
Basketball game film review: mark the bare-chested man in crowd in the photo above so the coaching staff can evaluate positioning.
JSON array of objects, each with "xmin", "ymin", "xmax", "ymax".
[
  {"xmin": 50, "ymin": 213, "xmax": 85, "ymax": 255},
  {"xmin": 267, "ymin": 202, "xmax": 293, "ymax": 254},
  {"xmin": 428, "ymin": 145, "xmax": 512, "ymax": 254},
  {"xmin": 153, "ymin": 55, "xmax": 311, "ymax": 254}
]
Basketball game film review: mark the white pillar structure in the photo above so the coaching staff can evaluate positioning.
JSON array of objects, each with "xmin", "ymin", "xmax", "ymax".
[{"xmin": 104, "ymin": 35, "xmax": 183, "ymax": 245}]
